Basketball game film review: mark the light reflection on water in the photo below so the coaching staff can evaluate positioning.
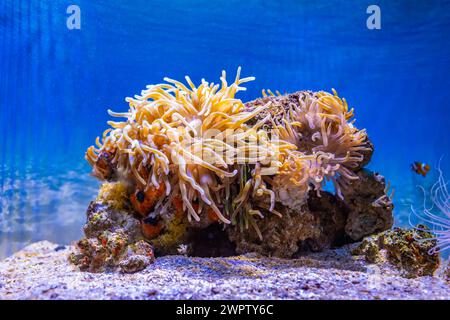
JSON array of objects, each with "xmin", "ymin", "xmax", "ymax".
[{"xmin": 0, "ymin": 167, "xmax": 99, "ymax": 258}]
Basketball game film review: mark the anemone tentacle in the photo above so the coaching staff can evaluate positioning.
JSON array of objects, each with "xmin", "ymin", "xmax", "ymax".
[{"xmin": 410, "ymin": 159, "xmax": 450, "ymax": 254}]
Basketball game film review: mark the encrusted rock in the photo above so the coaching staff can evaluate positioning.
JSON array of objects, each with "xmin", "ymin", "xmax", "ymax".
[
  {"xmin": 301, "ymin": 191, "xmax": 348, "ymax": 252},
  {"xmin": 95, "ymin": 181, "xmax": 131, "ymax": 211},
  {"xmin": 118, "ymin": 240, "xmax": 155, "ymax": 273},
  {"xmin": 340, "ymin": 169, "xmax": 394, "ymax": 241},
  {"xmin": 352, "ymin": 226, "xmax": 441, "ymax": 278},
  {"xmin": 227, "ymin": 191, "xmax": 348, "ymax": 258},
  {"xmin": 83, "ymin": 202, "xmax": 141, "ymax": 240},
  {"xmin": 70, "ymin": 183, "xmax": 155, "ymax": 273},
  {"xmin": 225, "ymin": 182, "xmax": 395, "ymax": 259},
  {"xmin": 227, "ymin": 207, "xmax": 321, "ymax": 258}
]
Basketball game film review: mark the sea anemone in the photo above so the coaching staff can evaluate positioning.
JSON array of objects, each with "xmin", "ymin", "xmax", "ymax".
[
  {"xmin": 410, "ymin": 160, "xmax": 450, "ymax": 254},
  {"xmin": 244, "ymin": 89, "xmax": 371, "ymax": 210},
  {"xmin": 86, "ymin": 68, "xmax": 293, "ymax": 228},
  {"xmin": 86, "ymin": 68, "xmax": 370, "ymax": 238}
]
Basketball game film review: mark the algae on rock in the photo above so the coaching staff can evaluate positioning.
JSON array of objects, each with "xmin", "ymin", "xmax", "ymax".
[{"xmin": 352, "ymin": 226, "xmax": 441, "ymax": 278}]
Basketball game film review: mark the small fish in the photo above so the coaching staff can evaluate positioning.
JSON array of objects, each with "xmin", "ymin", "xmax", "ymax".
[{"xmin": 411, "ymin": 161, "xmax": 430, "ymax": 177}]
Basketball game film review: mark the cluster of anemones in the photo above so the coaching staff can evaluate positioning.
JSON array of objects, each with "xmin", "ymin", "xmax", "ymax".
[
  {"xmin": 245, "ymin": 89, "xmax": 371, "ymax": 211},
  {"xmin": 86, "ymin": 68, "xmax": 370, "ymax": 239}
]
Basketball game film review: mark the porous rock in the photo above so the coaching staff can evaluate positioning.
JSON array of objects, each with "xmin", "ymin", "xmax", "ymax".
[
  {"xmin": 340, "ymin": 169, "xmax": 394, "ymax": 241},
  {"xmin": 70, "ymin": 201, "xmax": 154, "ymax": 273},
  {"xmin": 352, "ymin": 226, "xmax": 441, "ymax": 278},
  {"xmin": 227, "ymin": 191, "xmax": 348, "ymax": 258}
]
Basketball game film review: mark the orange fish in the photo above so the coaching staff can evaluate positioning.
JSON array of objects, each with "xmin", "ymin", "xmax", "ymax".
[
  {"xmin": 141, "ymin": 216, "xmax": 164, "ymax": 240},
  {"xmin": 130, "ymin": 184, "xmax": 166, "ymax": 217},
  {"xmin": 411, "ymin": 161, "xmax": 430, "ymax": 177}
]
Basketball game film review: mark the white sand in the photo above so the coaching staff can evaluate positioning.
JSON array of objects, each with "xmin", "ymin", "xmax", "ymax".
[{"xmin": 0, "ymin": 241, "xmax": 448, "ymax": 300}]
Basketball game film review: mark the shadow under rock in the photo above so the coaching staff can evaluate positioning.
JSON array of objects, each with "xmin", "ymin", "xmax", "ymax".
[{"xmin": 158, "ymin": 243, "xmax": 367, "ymax": 280}]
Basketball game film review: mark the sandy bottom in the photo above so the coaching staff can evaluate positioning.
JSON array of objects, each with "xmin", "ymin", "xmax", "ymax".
[{"xmin": 0, "ymin": 241, "xmax": 448, "ymax": 300}]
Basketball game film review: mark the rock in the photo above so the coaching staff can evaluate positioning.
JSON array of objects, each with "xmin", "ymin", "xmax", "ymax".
[
  {"xmin": 227, "ymin": 185, "xmax": 391, "ymax": 259},
  {"xmin": 302, "ymin": 191, "xmax": 348, "ymax": 251},
  {"xmin": 340, "ymin": 169, "xmax": 394, "ymax": 241},
  {"xmin": 227, "ymin": 206, "xmax": 322, "ymax": 258},
  {"xmin": 70, "ymin": 201, "xmax": 154, "ymax": 273},
  {"xmin": 118, "ymin": 255, "xmax": 151, "ymax": 274},
  {"xmin": 83, "ymin": 202, "xmax": 141, "ymax": 240},
  {"xmin": 352, "ymin": 226, "xmax": 441, "ymax": 278},
  {"xmin": 96, "ymin": 181, "xmax": 131, "ymax": 211},
  {"xmin": 227, "ymin": 191, "xmax": 348, "ymax": 258},
  {"xmin": 70, "ymin": 182, "xmax": 155, "ymax": 273}
]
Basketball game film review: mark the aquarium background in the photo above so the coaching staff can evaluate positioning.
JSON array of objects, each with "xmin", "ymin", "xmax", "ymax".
[{"xmin": 1, "ymin": 0, "xmax": 449, "ymax": 258}]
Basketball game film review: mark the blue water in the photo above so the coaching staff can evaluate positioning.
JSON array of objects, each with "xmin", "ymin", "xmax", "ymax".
[{"xmin": 1, "ymin": 0, "xmax": 450, "ymax": 258}]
